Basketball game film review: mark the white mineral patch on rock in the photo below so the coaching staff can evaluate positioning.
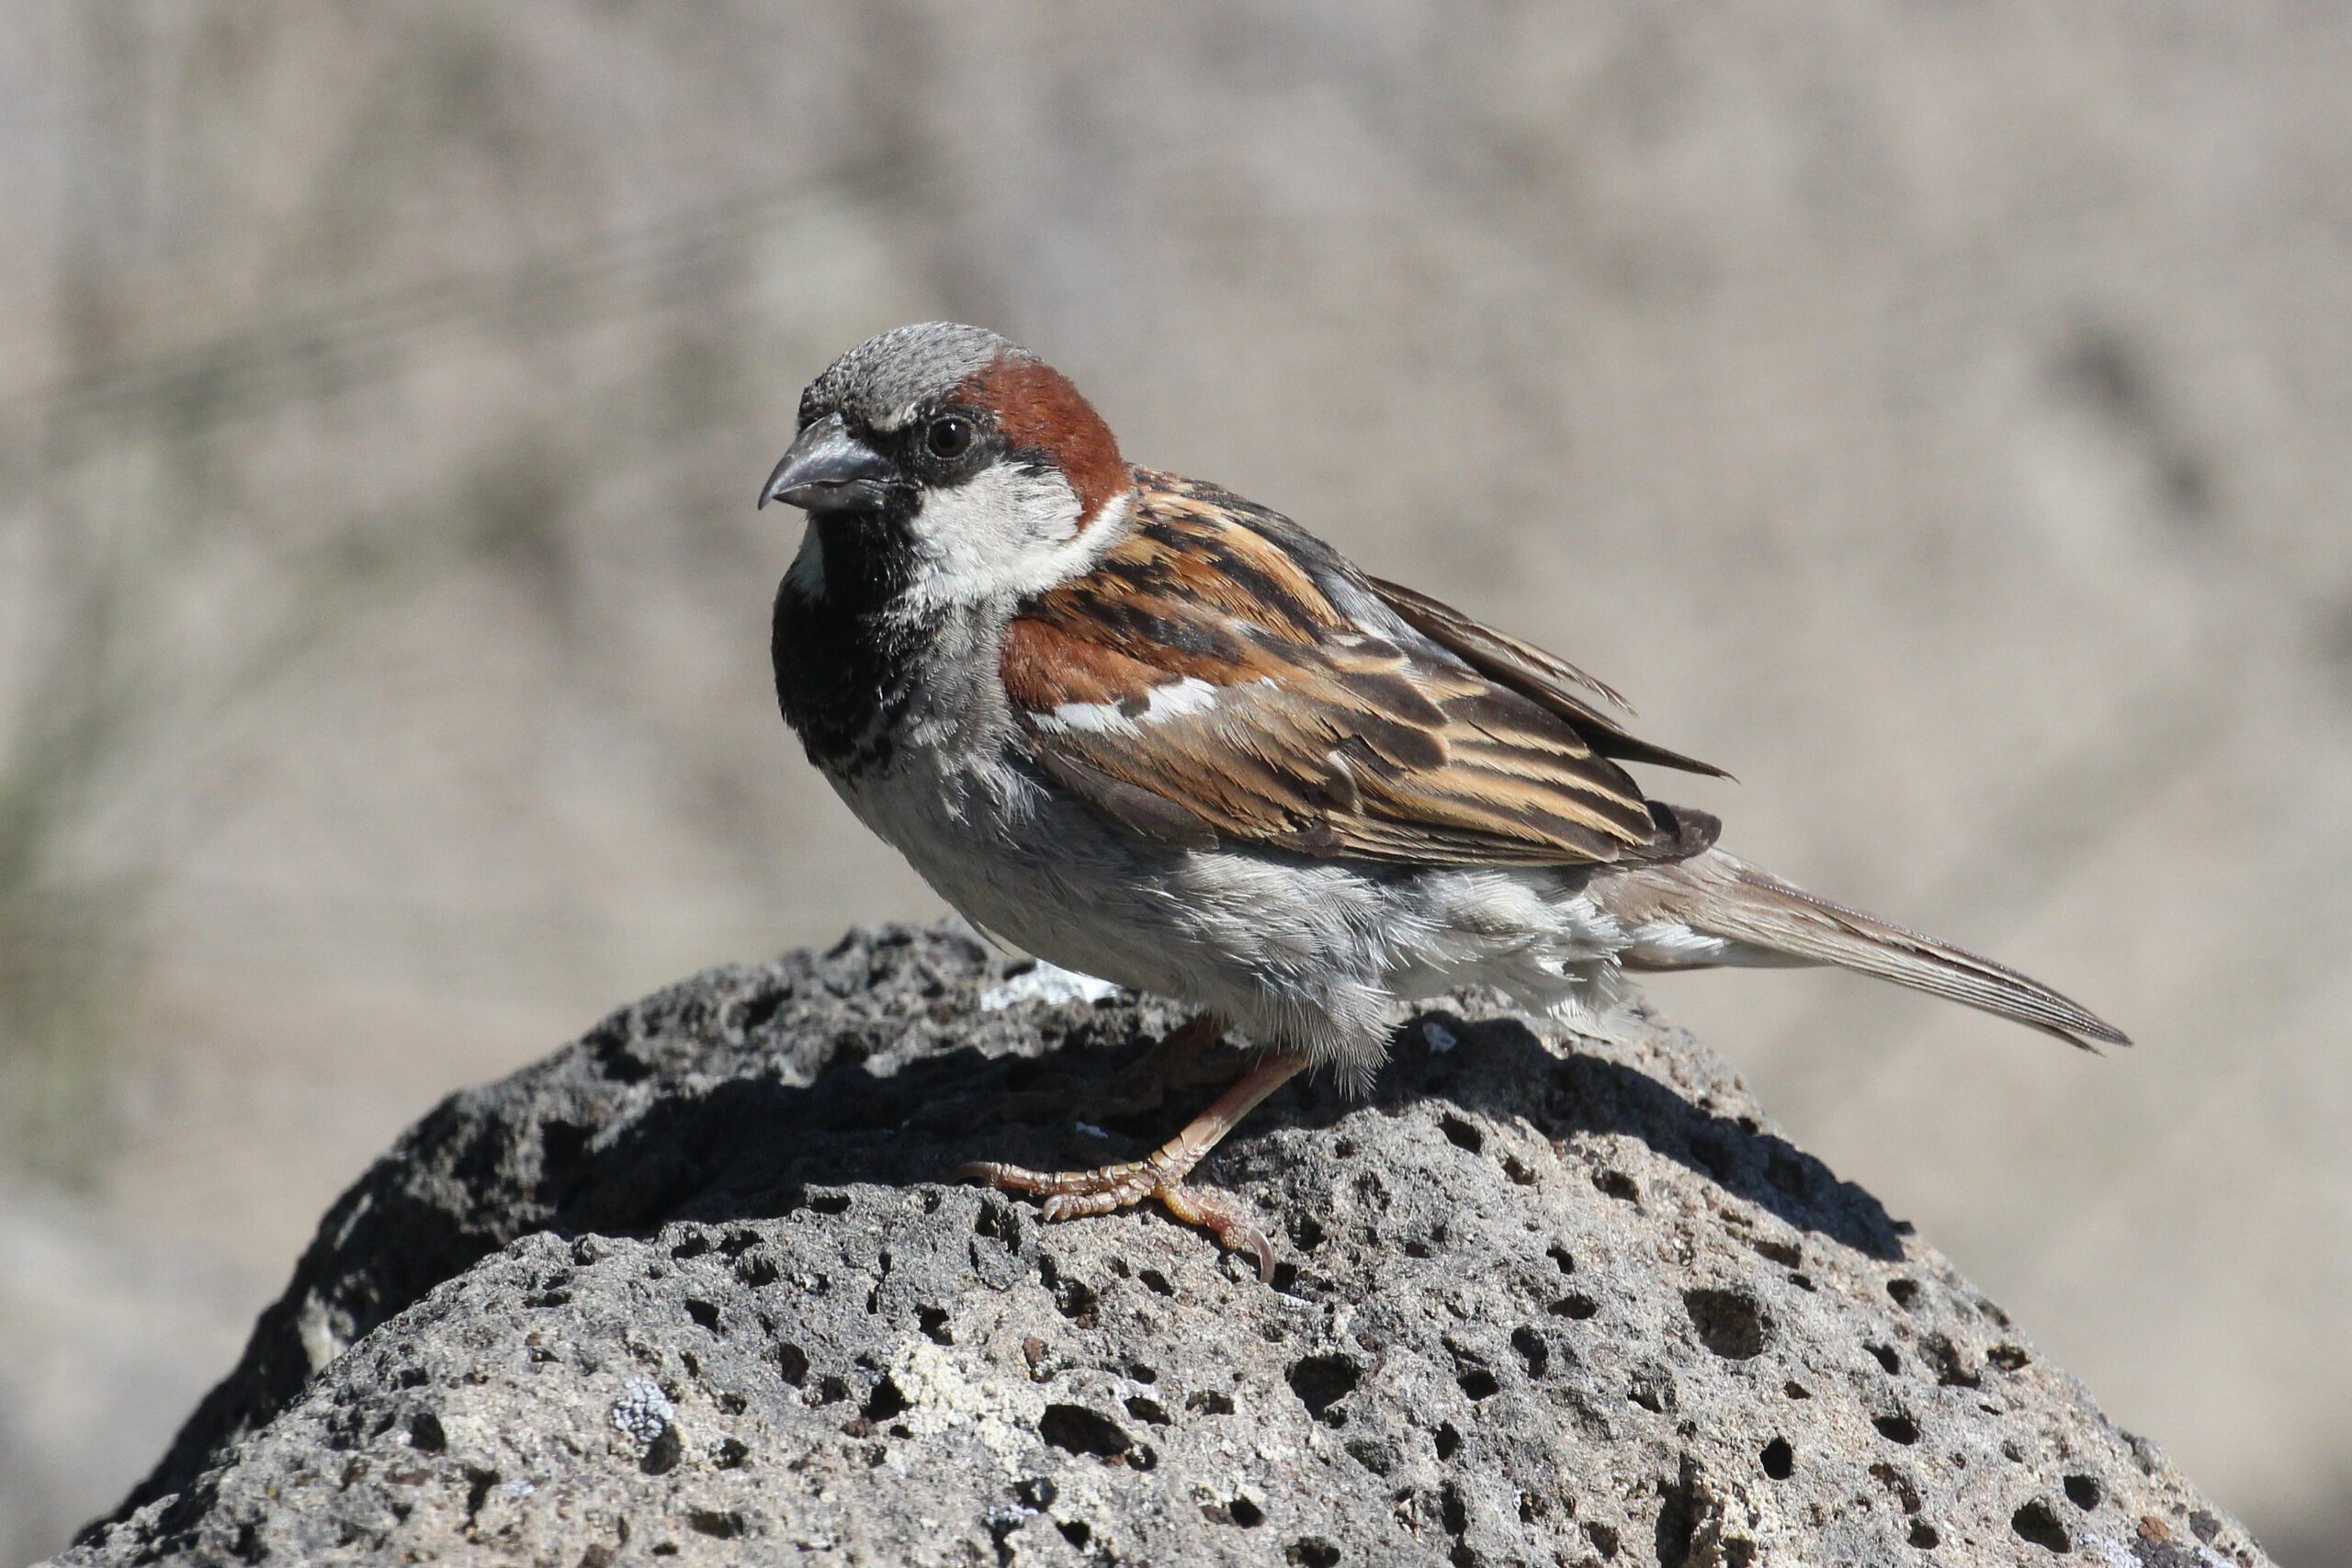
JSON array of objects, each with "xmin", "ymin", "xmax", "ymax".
[{"xmin": 979, "ymin": 963, "xmax": 1123, "ymax": 1010}]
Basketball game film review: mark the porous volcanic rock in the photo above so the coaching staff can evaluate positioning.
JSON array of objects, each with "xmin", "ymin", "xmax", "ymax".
[{"xmin": 64, "ymin": 925, "xmax": 2267, "ymax": 1566}]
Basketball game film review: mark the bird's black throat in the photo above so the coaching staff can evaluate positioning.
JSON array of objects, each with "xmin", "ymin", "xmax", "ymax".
[{"xmin": 771, "ymin": 509, "xmax": 939, "ymax": 777}]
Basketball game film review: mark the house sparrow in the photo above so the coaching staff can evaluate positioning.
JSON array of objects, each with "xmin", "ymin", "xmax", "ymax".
[{"xmin": 760, "ymin": 321, "xmax": 2128, "ymax": 1278}]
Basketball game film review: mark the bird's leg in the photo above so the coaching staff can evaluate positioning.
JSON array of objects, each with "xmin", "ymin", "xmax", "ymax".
[
  {"xmin": 1001, "ymin": 1010, "xmax": 1239, "ymax": 1121},
  {"xmin": 1091, "ymin": 1010, "xmax": 1240, "ymax": 1116},
  {"xmin": 960, "ymin": 1050, "xmax": 1309, "ymax": 1282}
]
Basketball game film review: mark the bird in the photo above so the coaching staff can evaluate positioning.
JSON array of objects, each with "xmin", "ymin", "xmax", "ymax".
[{"xmin": 758, "ymin": 321, "xmax": 2128, "ymax": 1279}]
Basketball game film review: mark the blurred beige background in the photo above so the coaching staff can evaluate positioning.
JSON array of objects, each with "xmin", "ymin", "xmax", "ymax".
[{"xmin": 3, "ymin": 4, "xmax": 2347, "ymax": 1562}]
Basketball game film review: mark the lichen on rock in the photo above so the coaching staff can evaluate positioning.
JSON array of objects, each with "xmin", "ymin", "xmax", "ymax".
[{"xmin": 62, "ymin": 925, "xmax": 2270, "ymax": 1566}]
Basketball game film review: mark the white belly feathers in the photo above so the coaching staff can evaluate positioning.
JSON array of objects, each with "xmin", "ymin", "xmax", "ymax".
[{"xmin": 825, "ymin": 744, "xmax": 1635, "ymax": 1079}]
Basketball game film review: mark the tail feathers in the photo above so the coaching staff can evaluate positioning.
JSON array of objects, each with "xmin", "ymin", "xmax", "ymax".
[{"xmin": 1601, "ymin": 851, "xmax": 2132, "ymax": 1052}]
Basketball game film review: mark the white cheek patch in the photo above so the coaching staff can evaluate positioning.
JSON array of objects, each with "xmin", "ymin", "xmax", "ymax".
[
  {"xmin": 1036, "ymin": 674, "xmax": 1225, "ymax": 735},
  {"xmin": 903, "ymin": 468, "xmax": 1128, "ymax": 610}
]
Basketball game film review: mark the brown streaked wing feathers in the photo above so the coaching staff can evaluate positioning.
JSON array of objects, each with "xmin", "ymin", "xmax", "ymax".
[
  {"xmin": 1365, "ymin": 574, "xmax": 1731, "ymax": 780},
  {"xmin": 1003, "ymin": 476, "xmax": 1720, "ymax": 869}
]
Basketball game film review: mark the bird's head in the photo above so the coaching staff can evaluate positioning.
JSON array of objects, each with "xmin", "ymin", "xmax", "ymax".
[{"xmin": 761, "ymin": 322, "xmax": 1132, "ymax": 611}]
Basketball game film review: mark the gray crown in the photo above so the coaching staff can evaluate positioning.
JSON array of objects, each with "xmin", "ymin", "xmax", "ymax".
[{"xmin": 802, "ymin": 322, "xmax": 1034, "ymax": 432}]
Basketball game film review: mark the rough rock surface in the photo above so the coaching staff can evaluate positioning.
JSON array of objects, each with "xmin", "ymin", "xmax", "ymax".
[{"xmin": 64, "ymin": 925, "xmax": 2267, "ymax": 1567}]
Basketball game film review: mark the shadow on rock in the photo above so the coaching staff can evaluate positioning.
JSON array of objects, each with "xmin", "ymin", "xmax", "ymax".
[
  {"xmin": 552, "ymin": 1006, "xmax": 1900, "ymax": 1264},
  {"xmin": 1404, "ymin": 1011, "xmax": 1905, "ymax": 1261}
]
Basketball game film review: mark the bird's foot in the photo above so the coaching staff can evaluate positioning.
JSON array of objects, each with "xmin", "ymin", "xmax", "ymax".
[
  {"xmin": 959, "ymin": 1048, "xmax": 1309, "ymax": 1284},
  {"xmin": 958, "ymin": 1156, "xmax": 1274, "ymax": 1281}
]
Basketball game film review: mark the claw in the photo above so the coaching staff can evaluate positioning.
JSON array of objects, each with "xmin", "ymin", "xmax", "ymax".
[{"xmin": 1156, "ymin": 1180, "xmax": 1275, "ymax": 1283}]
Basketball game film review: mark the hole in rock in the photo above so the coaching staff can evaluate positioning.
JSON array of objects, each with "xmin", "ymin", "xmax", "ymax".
[
  {"xmin": 686, "ymin": 1509, "xmax": 743, "ymax": 1540},
  {"xmin": 1683, "ymin": 1287, "xmax": 1770, "ymax": 1359},
  {"xmin": 407, "ymin": 1411, "xmax": 447, "ymax": 1453},
  {"xmin": 1760, "ymin": 1438, "xmax": 1792, "ymax": 1480},
  {"xmin": 1040, "ymin": 1259, "xmax": 1101, "ymax": 1326},
  {"xmin": 1593, "ymin": 1169, "xmax": 1639, "ymax": 1201},
  {"xmin": 2012, "ymin": 1499, "xmax": 2071, "ymax": 1553},
  {"xmin": 1038, "ymin": 1404, "xmax": 1132, "ymax": 1461},
  {"xmin": 737, "ymin": 989, "xmax": 787, "ymax": 1032},
  {"xmin": 1287, "ymin": 1355, "xmax": 1362, "ymax": 1423},
  {"xmin": 639, "ymin": 1428, "xmax": 682, "ymax": 1475},
  {"xmin": 863, "ymin": 1376, "xmax": 910, "ymax": 1421}
]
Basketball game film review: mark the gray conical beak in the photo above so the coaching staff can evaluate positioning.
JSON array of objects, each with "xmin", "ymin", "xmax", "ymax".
[{"xmin": 759, "ymin": 413, "xmax": 896, "ymax": 512}]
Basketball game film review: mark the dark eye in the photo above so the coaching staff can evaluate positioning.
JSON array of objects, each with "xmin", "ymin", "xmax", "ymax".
[{"xmin": 924, "ymin": 415, "xmax": 974, "ymax": 460}]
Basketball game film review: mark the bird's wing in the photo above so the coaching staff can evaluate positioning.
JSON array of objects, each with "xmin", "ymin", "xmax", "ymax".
[
  {"xmin": 1000, "ymin": 471, "xmax": 1718, "ymax": 867},
  {"xmin": 1363, "ymin": 575, "xmax": 1730, "ymax": 779}
]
